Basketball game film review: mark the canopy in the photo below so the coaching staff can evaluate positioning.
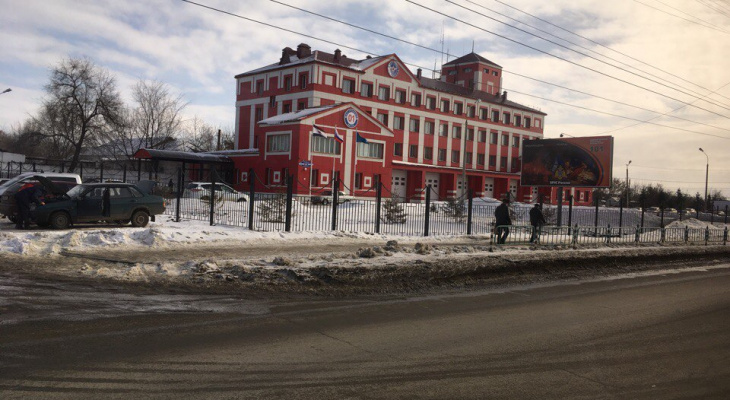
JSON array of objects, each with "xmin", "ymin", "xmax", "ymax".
[{"xmin": 133, "ymin": 149, "xmax": 233, "ymax": 165}]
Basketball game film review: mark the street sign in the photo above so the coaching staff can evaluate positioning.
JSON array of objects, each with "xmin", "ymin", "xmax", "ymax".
[{"xmin": 299, "ymin": 160, "xmax": 313, "ymax": 168}]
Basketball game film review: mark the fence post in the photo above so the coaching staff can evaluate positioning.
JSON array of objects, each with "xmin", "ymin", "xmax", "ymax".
[
  {"xmin": 248, "ymin": 169, "xmax": 255, "ymax": 230},
  {"xmin": 641, "ymin": 206, "xmax": 645, "ymax": 228},
  {"xmin": 285, "ymin": 175, "xmax": 293, "ymax": 232},
  {"xmin": 79, "ymin": 163, "xmax": 83, "ymax": 181},
  {"xmin": 32, "ymin": 162, "xmax": 36, "ymax": 172},
  {"xmin": 100, "ymin": 162, "xmax": 104, "ymax": 182},
  {"xmin": 725, "ymin": 205, "xmax": 728, "ymax": 224},
  {"xmin": 705, "ymin": 227, "xmax": 710, "ymax": 246},
  {"xmin": 467, "ymin": 189, "xmax": 473, "ymax": 235},
  {"xmin": 618, "ymin": 199, "xmax": 623, "ymax": 235},
  {"xmin": 137, "ymin": 159, "xmax": 142, "ymax": 181},
  {"xmin": 572, "ymin": 225, "xmax": 579, "ymax": 246},
  {"xmin": 556, "ymin": 187, "xmax": 563, "ymax": 227},
  {"xmin": 684, "ymin": 226, "xmax": 689, "ymax": 243},
  {"xmin": 375, "ymin": 175, "xmax": 382, "ymax": 234},
  {"xmin": 424, "ymin": 184, "xmax": 431, "ymax": 237},
  {"xmin": 331, "ymin": 173, "xmax": 339, "ymax": 231},
  {"xmin": 661, "ymin": 227, "xmax": 666, "ymax": 243},
  {"xmin": 567, "ymin": 195, "xmax": 573, "ymax": 235},
  {"xmin": 635, "ymin": 226, "xmax": 640, "ymax": 243},
  {"xmin": 175, "ymin": 167, "xmax": 182, "ymax": 223},
  {"xmin": 724, "ymin": 227, "xmax": 728, "ymax": 245},
  {"xmin": 606, "ymin": 224, "xmax": 611, "ymax": 244},
  {"xmin": 209, "ymin": 171, "xmax": 216, "ymax": 226},
  {"xmin": 660, "ymin": 207, "xmax": 665, "ymax": 228},
  {"xmin": 594, "ymin": 199, "xmax": 599, "ymax": 229}
]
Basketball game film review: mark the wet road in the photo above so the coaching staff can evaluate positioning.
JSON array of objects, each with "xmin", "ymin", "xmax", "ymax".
[{"xmin": 1, "ymin": 265, "xmax": 729, "ymax": 399}]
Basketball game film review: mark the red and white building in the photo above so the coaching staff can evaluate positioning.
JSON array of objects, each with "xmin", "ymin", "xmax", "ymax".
[{"xmin": 230, "ymin": 43, "xmax": 592, "ymax": 205}]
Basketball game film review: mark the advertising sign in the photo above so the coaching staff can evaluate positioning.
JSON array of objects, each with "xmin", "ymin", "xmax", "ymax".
[{"xmin": 521, "ymin": 136, "xmax": 614, "ymax": 187}]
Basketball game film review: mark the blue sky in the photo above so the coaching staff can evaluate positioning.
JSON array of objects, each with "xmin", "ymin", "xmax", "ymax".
[{"xmin": 2, "ymin": 0, "xmax": 730, "ymax": 195}]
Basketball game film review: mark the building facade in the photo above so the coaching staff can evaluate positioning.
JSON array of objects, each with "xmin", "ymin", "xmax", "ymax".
[{"xmin": 230, "ymin": 43, "xmax": 593, "ymax": 205}]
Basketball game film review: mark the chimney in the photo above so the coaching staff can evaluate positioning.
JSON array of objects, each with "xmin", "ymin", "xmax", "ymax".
[
  {"xmin": 501, "ymin": 90, "xmax": 507, "ymax": 102},
  {"xmin": 417, "ymin": 68, "xmax": 422, "ymax": 79},
  {"xmin": 279, "ymin": 47, "xmax": 293, "ymax": 65},
  {"xmin": 296, "ymin": 43, "xmax": 311, "ymax": 58},
  {"xmin": 333, "ymin": 48, "xmax": 341, "ymax": 63}
]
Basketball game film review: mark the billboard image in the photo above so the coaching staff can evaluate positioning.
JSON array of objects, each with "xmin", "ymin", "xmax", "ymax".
[{"xmin": 521, "ymin": 136, "xmax": 614, "ymax": 187}]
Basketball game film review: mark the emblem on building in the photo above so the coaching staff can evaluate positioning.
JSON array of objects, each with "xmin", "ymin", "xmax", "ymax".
[
  {"xmin": 344, "ymin": 108, "xmax": 358, "ymax": 128},
  {"xmin": 387, "ymin": 60, "xmax": 399, "ymax": 77}
]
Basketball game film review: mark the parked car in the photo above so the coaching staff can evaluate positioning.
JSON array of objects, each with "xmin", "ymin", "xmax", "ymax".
[
  {"xmin": 0, "ymin": 172, "xmax": 81, "ymax": 196},
  {"xmin": 665, "ymin": 208, "xmax": 678, "ymax": 214},
  {"xmin": 646, "ymin": 206, "xmax": 661, "ymax": 215},
  {"xmin": 311, "ymin": 190, "xmax": 354, "ymax": 205},
  {"xmin": 0, "ymin": 176, "xmax": 79, "ymax": 222},
  {"xmin": 33, "ymin": 182, "xmax": 166, "ymax": 229},
  {"xmin": 682, "ymin": 208, "xmax": 697, "ymax": 215},
  {"xmin": 182, "ymin": 182, "xmax": 249, "ymax": 202}
]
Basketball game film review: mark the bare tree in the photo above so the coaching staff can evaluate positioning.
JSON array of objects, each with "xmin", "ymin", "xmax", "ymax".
[
  {"xmin": 181, "ymin": 117, "xmax": 218, "ymax": 152},
  {"xmin": 40, "ymin": 57, "xmax": 123, "ymax": 172}
]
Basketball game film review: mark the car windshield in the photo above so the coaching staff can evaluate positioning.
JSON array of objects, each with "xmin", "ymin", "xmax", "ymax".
[
  {"xmin": 66, "ymin": 185, "xmax": 89, "ymax": 199},
  {"xmin": 0, "ymin": 174, "xmax": 33, "ymax": 189}
]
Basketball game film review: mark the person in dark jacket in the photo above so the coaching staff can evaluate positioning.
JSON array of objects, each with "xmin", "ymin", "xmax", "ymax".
[
  {"xmin": 529, "ymin": 203, "xmax": 546, "ymax": 243},
  {"xmin": 14, "ymin": 184, "xmax": 46, "ymax": 229},
  {"xmin": 494, "ymin": 198, "xmax": 512, "ymax": 244}
]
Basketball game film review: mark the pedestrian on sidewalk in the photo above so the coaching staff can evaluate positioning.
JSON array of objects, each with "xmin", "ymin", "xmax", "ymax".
[
  {"xmin": 529, "ymin": 203, "xmax": 546, "ymax": 243},
  {"xmin": 494, "ymin": 197, "xmax": 512, "ymax": 244}
]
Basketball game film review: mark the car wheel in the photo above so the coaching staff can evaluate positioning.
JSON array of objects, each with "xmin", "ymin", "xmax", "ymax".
[
  {"xmin": 237, "ymin": 198, "xmax": 247, "ymax": 203},
  {"xmin": 50, "ymin": 212, "xmax": 71, "ymax": 229},
  {"xmin": 130, "ymin": 210, "xmax": 150, "ymax": 227},
  {"xmin": 322, "ymin": 199, "xmax": 330, "ymax": 205}
]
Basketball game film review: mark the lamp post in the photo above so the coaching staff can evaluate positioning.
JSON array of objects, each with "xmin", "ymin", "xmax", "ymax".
[
  {"xmin": 559, "ymin": 132, "xmax": 574, "ymax": 138},
  {"xmin": 462, "ymin": 99, "xmax": 480, "ymax": 198},
  {"xmin": 699, "ymin": 148, "xmax": 709, "ymax": 212},
  {"xmin": 625, "ymin": 160, "xmax": 632, "ymax": 207},
  {"xmin": 0, "ymin": 88, "xmax": 11, "ymax": 95}
]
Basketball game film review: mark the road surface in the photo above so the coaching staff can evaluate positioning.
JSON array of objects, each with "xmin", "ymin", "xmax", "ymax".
[{"xmin": 1, "ymin": 265, "xmax": 729, "ymax": 399}]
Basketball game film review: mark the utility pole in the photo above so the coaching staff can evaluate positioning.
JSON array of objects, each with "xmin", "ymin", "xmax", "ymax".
[{"xmin": 625, "ymin": 160, "xmax": 631, "ymax": 208}]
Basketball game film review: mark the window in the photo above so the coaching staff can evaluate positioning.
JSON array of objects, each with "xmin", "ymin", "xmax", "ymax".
[
  {"xmin": 393, "ymin": 115, "xmax": 405, "ymax": 130},
  {"xmin": 269, "ymin": 96, "xmax": 276, "ymax": 108},
  {"xmin": 424, "ymin": 147, "xmax": 433, "ymax": 160},
  {"xmin": 511, "ymin": 157, "xmax": 519, "ymax": 172},
  {"xmin": 394, "ymin": 143, "xmax": 403, "ymax": 156},
  {"xmin": 448, "ymin": 70, "xmax": 457, "ymax": 76},
  {"xmin": 426, "ymin": 97, "xmax": 436, "ymax": 110},
  {"xmin": 484, "ymin": 68, "xmax": 490, "ymax": 74},
  {"xmin": 298, "ymin": 101, "xmax": 306, "ymax": 111},
  {"xmin": 490, "ymin": 131, "xmax": 498, "ymax": 144},
  {"xmin": 489, "ymin": 155, "xmax": 496, "ymax": 167},
  {"xmin": 501, "ymin": 134, "xmax": 509, "ymax": 146},
  {"xmin": 411, "ymin": 93, "xmax": 422, "ymax": 107},
  {"xmin": 465, "ymin": 67, "xmax": 472, "ymax": 72},
  {"xmin": 441, "ymin": 99, "xmax": 450, "ymax": 113},
  {"xmin": 536, "ymin": 119, "xmax": 541, "ymax": 128},
  {"xmin": 284, "ymin": 76, "xmax": 292, "ymax": 91},
  {"xmin": 360, "ymin": 82, "xmax": 373, "ymax": 97},
  {"xmin": 480, "ymin": 108, "xmax": 488, "ymax": 120},
  {"xmin": 311, "ymin": 135, "xmax": 341, "ymax": 155},
  {"xmin": 424, "ymin": 121, "xmax": 434, "ymax": 135},
  {"xmin": 503, "ymin": 112, "xmax": 511, "ymax": 124},
  {"xmin": 255, "ymin": 107, "xmax": 263, "ymax": 122},
  {"xmin": 357, "ymin": 142, "xmax": 384, "ymax": 159},
  {"xmin": 500, "ymin": 156, "xmax": 507, "ymax": 169},
  {"xmin": 283, "ymin": 103, "xmax": 291, "ymax": 113},
  {"xmin": 409, "ymin": 144, "xmax": 418, "ymax": 158},
  {"xmin": 491, "ymin": 110, "xmax": 500, "ymax": 122},
  {"xmin": 378, "ymin": 86, "xmax": 390, "ymax": 101},
  {"xmin": 253, "ymin": 135, "xmax": 259, "ymax": 149},
  {"xmin": 409, "ymin": 118, "xmax": 420, "ymax": 133},
  {"xmin": 312, "ymin": 169, "xmax": 319, "ymax": 186},
  {"xmin": 512, "ymin": 136, "xmax": 520, "ymax": 147},
  {"xmin": 477, "ymin": 154, "xmax": 485, "ymax": 165},
  {"xmin": 256, "ymin": 80, "xmax": 263, "ymax": 95},
  {"xmin": 465, "ymin": 152, "xmax": 473, "ymax": 164},
  {"xmin": 395, "ymin": 90, "xmax": 406, "ymax": 104},
  {"xmin": 267, "ymin": 133, "xmax": 290, "ymax": 153},
  {"xmin": 525, "ymin": 117, "xmax": 531, "ymax": 128},
  {"xmin": 438, "ymin": 149, "xmax": 447, "ymax": 161},
  {"xmin": 377, "ymin": 112, "xmax": 389, "ymax": 127},
  {"xmin": 342, "ymin": 78, "xmax": 355, "ymax": 94},
  {"xmin": 452, "ymin": 150, "xmax": 460, "ymax": 163},
  {"xmin": 454, "ymin": 102, "xmax": 463, "ymax": 115},
  {"xmin": 355, "ymin": 173, "xmax": 363, "ymax": 189},
  {"xmin": 452, "ymin": 125, "xmax": 461, "ymax": 139},
  {"xmin": 109, "ymin": 187, "xmax": 133, "ymax": 198},
  {"xmin": 299, "ymin": 73, "xmax": 308, "ymax": 89},
  {"xmin": 466, "ymin": 128, "xmax": 474, "ymax": 141},
  {"xmin": 514, "ymin": 115, "xmax": 521, "ymax": 127},
  {"xmin": 439, "ymin": 123, "xmax": 448, "ymax": 137},
  {"xmin": 467, "ymin": 105, "xmax": 475, "ymax": 118},
  {"xmin": 478, "ymin": 130, "xmax": 486, "ymax": 142},
  {"xmin": 492, "ymin": 71, "xmax": 499, "ymax": 76}
]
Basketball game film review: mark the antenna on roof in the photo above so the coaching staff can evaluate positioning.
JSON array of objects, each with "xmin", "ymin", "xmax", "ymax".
[
  {"xmin": 472, "ymin": 40, "xmax": 475, "ymax": 53},
  {"xmin": 433, "ymin": 59, "xmax": 437, "ymax": 78},
  {"xmin": 440, "ymin": 22, "xmax": 445, "ymax": 70}
]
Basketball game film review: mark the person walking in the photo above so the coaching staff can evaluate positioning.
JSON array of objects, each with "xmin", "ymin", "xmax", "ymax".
[
  {"xmin": 494, "ymin": 197, "xmax": 512, "ymax": 244},
  {"xmin": 14, "ymin": 184, "xmax": 46, "ymax": 229},
  {"xmin": 529, "ymin": 203, "xmax": 546, "ymax": 243}
]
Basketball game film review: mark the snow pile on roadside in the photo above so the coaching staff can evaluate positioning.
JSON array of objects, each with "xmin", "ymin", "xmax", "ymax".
[{"xmin": 666, "ymin": 218, "xmax": 725, "ymax": 230}]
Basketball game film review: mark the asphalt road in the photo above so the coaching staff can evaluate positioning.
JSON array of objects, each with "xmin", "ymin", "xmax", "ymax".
[{"xmin": 1, "ymin": 266, "xmax": 729, "ymax": 399}]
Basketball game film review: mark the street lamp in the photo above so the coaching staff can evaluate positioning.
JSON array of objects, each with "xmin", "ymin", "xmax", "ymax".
[
  {"xmin": 462, "ymin": 99, "xmax": 480, "ymax": 198},
  {"xmin": 1, "ymin": 88, "xmax": 11, "ymax": 94},
  {"xmin": 559, "ymin": 132, "xmax": 574, "ymax": 138},
  {"xmin": 699, "ymin": 148, "xmax": 709, "ymax": 212},
  {"xmin": 625, "ymin": 160, "xmax": 632, "ymax": 207}
]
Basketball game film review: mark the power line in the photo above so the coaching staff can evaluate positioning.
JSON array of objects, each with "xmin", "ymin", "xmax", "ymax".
[
  {"xmin": 406, "ymin": 0, "xmax": 730, "ymax": 121},
  {"xmin": 490, "ymin": 0, "xmax": 730, "ymax": 104},
  {"xmin": 502, "ymin": 87, "xmax": 730, "ymax": 140},
  {"xmin": 633, "ymin": 0, "xmax": 730, "ymax": 34},
  {"xmin": 448, "ymin": 0, "xmax": 730, "ymax": 113}
]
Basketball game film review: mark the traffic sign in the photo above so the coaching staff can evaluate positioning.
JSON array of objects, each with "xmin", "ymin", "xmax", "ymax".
[{"xmin": 299, "ymin": 160, "xmax": 313, "ymax": 168}]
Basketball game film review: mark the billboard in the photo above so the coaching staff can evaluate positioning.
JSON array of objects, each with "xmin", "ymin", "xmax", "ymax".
[{"xmin": 521, "ymin": 136, "xmax": 614, "ymax": 187}]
